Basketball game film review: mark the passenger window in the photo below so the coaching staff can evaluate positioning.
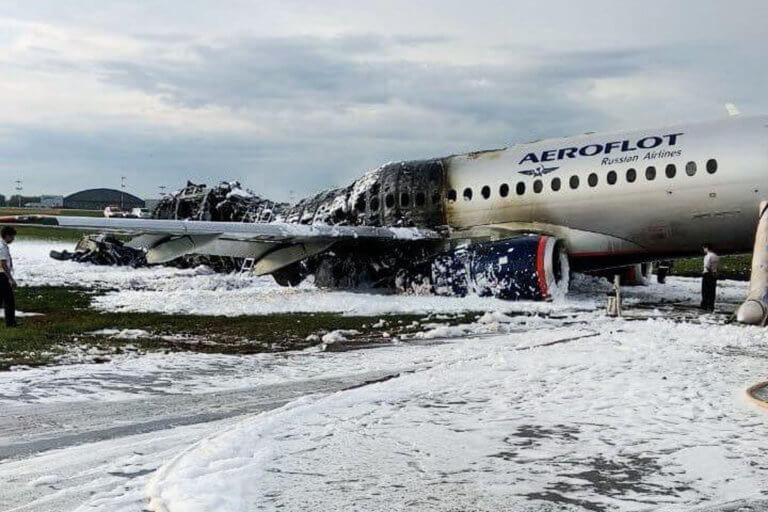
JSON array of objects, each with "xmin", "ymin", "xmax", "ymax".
[
  {"xmin": 385, "ymin": 193, "xmax": 395, "ymax": 209},
  {"xmin": 645, "ymin": 166, "xmax": 656, "ymax": 181},
  {"xmin": 626, "ymin": 168, "xmax": 637, "ymax": 183},
  {"xmin": 499, "ymin": 183, "xmax": 509, "ymax": 197},
  {"xmin": 355, "ymin": 196, "xmax": 366, "ymax": 213},
  {"xmin": 533, "ymin": 180, "xmax": 543, "ymax": 193},
  {"xmin": 570, "ymin": 175, "xmax": 579, "ymax": 189},
  {"xmin": 588, "ymin": 173, "xmax": 598, "ymax": 187},
  {"xmin": 447, "ymin": 189, "xmax": 457, "ymax": 202},
  {"xmin": 415, "ymin": 192, "xmax": 425, "ymax": 207},
  {"xmin": 665, "ymin": 164, "xmax": 676, "ymax": 178},
  {"xmin": 370, "ymin": 197, "xmax": 380, "ymax": 211},
  {"xmin": 400, "ymin": 192, "xmax": 410, "ymax": 207},
  {"xmin": 463, "ymin": 188, "xmax": 473, "ymax": 201},
  {"xmin": 707, "ymin": 159, "xmax": 718, "ymax": 174},
  {"xmin": 551, "ymin": 177, "xmax": 561, "ymax": 191},
  {"xmin": 686, "ymin": 161, "xmax": 697, "ymax": 176},
  {"xmin": 481, "ymin": 185, "xmax": 491, "ymax": 199},
  {"xmin": 607, "ymin": 170, "xmax": 617, "ymax": 185},
  {"xmin": 516, "ymin": 182, "xmax": 526, "ymax": 195}
]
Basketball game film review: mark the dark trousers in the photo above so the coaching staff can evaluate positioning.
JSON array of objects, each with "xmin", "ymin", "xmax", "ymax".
[
  {"xmin": 701, "ymin": 272, "xmax": 717, "ymax": 311},
  {"xmin": 0, "ymin": 273, "xmax": 16, "ymax": 327}
]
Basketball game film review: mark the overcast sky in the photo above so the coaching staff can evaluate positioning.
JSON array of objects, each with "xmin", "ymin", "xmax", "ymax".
[{"xmin": 1, "ymin": 1, "xmax": 766, "ymax": 200}]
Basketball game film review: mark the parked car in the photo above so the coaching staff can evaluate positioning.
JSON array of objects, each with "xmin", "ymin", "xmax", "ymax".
[
  {"xmin": 129, "ymin": 207, "xmax": 151, "ymax": 218},
  {"xmin": 103, "ymin": 206, "xmax": 126, "ymax": 218}
]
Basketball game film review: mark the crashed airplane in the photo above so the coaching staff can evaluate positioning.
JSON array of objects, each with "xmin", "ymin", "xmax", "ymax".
[{"xmin": 4, "ymin": 115, "xmax": 768, "ymax": 311}]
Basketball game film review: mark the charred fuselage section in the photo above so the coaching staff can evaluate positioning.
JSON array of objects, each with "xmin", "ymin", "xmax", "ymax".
[
  {"xmin": 281, "ymin": 159, "xmax": 447, "ymax": 228},
  {"xmin": 153, "ymin": 181, "xmax": 288, "ymax": 223},
  {"xmin": 54, "ymin": 158, "xmax": 570, "ymax": 301}
]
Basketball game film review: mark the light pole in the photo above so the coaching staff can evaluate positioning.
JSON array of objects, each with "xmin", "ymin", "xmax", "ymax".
[
  {"xmin": 120, "ymin": 176, "xmax": 126, "ymax": 210},
  {"xmin": 14, "ymin": 179, "xmax": 22, "ymax": 208}
]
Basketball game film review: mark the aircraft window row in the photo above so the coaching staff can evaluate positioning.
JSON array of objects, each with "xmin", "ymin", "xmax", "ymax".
[
  {"xmin": 443, "ymin": 159, "xmax": 719, "ymax": 203},
  {"xmin": 357, "ymin": 188, "xmax": 440, "ymax": 213}
]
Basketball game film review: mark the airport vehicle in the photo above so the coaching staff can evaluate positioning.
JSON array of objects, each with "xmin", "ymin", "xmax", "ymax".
[
  {"xmin": 103, "ymin": 206, "xmax": 126, "ymax": 218},
  {"xmin": 128, "ymin": 208, "xmax": 151, "ymax": 218},
  {"xmin": 3, "ymin": 115, "xmax": 768, "ymax": 305}
]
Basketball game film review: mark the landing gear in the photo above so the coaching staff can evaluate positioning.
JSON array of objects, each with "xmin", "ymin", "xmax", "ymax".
[{"xmin": 272, "ymin": 263, "xmax": 308, "ymax": 287}]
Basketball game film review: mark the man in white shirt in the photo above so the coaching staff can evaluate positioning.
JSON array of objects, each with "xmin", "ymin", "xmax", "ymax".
[
  {"xmin": 0, "ymin": 226, "xmax": 18, "ymax": 327},
  {"xmin": 701, "ymin": 243, "xmax": 719, "ymax": 312}
]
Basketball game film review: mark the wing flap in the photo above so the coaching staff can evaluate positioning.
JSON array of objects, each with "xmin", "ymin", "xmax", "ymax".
[{"xmin": 0, "ymin": 215, "xmax": 443, "ymax": 242}]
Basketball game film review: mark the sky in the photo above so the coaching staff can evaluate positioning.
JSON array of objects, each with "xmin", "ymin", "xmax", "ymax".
[{"xmin": 0, "ymin": 1, "xmax": 766, "ymax": 201}]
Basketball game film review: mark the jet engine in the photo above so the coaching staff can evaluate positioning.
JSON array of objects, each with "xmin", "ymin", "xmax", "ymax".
[{"xmin": 430, "ymin": 235, "xmax": 570, "ymax": 300}]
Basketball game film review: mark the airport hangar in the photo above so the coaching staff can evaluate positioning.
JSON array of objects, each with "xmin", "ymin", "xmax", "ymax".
[{"xmin": 63, "ymin": 188, "xmax": 145, "ymax": 211}]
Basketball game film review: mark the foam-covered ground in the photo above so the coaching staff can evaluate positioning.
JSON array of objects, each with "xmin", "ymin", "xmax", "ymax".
[
  {"xmin": 146, "ymin": 319, "xmax": 768, "ymax": 512},
  {"xmin": 4, "ymin": 240, "xmax": 768, "ymax": 511},
  {"xmin": 10, "ymin": 240, "xmax": 749, "ymax": 316}
]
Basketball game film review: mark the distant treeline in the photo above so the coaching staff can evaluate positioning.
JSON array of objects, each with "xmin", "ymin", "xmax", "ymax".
[{"xmin": 0, "ymin": 195, "xmax": 43, "ymax": 207}]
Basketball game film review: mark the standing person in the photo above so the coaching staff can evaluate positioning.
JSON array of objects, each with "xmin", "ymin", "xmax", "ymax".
[
  {"xmin": 0, "ymin": 226, "xmax": 18, "ymax": 327},
  {"xmin": 701, "ymin": 243, "xmax": 719, "ymax": 312}
]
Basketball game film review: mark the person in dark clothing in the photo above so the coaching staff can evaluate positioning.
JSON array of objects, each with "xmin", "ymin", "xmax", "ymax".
[
  {"xmin": 701, "ymin": 243, "xmax": 719, "ymax": 312},
  {"xmin": 0, "ymin": 226, "xmax": 18, "ymax": 327}
]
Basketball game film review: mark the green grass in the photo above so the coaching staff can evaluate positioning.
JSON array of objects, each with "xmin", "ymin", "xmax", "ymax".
[
  {"xmin": 0, "ymin": 208, "xmax": 118, "ymax": 241},
  {"xmin": 668, "ymin": 254, "xmax": 752, "ymax": 281},
  {"xmin": 11, "ymin": 226, "xmax": 89, "ymax": 241},
  {"xmin": 0, "ymin": 286, "xmax": 478, "ymax": 370},
  {"xmin": 0, "ymin": 207, "xmax": 103, "ymax": 217}
]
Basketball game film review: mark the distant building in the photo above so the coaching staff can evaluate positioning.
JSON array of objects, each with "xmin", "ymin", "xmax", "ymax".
[
  {"xmin": 25, "ymin": 195, "xmax": 64, "ymax": 208},
  {"xmin": 63, "ymin": 188, "xmax": 145, "ymax": 211}
]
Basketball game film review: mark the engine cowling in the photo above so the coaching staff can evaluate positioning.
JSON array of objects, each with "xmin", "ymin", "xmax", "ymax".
[{"xmin": 431, "ymin": 235, "xmax": 570, "ymax": 301}]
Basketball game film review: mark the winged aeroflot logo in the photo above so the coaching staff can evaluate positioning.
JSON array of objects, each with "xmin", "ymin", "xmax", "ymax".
[{"xmin": 518, "ymin": 165, "xmax": 559, "ymax": 177}]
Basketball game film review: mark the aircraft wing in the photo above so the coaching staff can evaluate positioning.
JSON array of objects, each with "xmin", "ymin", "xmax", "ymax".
[{"xmin": 0, "ymin": 215, "xmax": 444, "ymax": 273}]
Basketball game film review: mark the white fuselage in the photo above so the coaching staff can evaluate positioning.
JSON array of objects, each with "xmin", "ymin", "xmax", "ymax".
[{"xmin": 443, "ymin": 116, "xmax": 768, "ymax": 267}]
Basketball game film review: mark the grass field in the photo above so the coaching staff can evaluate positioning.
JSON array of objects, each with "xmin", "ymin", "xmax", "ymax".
[
  {"xmin": 0, "ymin": 208, "xmax": 99, "ymax": 241},
  {"xmin": 0, "ymin": 207, "xmax": 103, "ymax": 217},
  {"xmin": 0, "ymin": 285, "xmax": 477, "ymax": 370}
]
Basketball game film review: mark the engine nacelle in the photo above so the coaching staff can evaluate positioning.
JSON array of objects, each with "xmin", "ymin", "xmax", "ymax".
[{"xmin": 431, "ymin": 235, "xmax": 569, "ymax": 300}]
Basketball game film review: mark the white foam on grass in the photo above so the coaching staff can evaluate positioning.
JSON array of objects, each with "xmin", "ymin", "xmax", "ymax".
[
  {"xmin": 10, "ymin": 240, "xmax": 749, "ymax": 318},
  {"xmin": 320, "ymin": 329, "xmax": 360, "ymax": 344},
  {"xmin": 11, "ymin": 240, "xmax": 564, "ymax": 316},
  {"xmin": 147, "ymin": 320, "xmax": 768, "ymax": 512},
  {"xmin": 89, "ymin": 328, "xmax": 152, "ymax": 339}
]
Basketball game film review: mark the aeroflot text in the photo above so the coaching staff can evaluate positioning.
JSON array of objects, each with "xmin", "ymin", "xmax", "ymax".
[{"xmin": 518, "ymin": 133, "xmax": 684, "ymax": 165}]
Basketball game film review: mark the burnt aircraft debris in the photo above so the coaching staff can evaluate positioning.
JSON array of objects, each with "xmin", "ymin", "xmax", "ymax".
[
  {"xmin": 43, "ymin": 162, "xmax": 571, "ymax": 300},
  {"xmin": 51, "ymin": 235, "xmax": 147, "ymax": 267},
  {"xmin": 153, "ymin": 181, "xmax": 288, "ymax": 224},
  {"xmin": 49, "ymin": 160, "xmax": 451, "ymax": 284}
]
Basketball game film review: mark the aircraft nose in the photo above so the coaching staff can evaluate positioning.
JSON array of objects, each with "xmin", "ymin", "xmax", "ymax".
[{"xmin": 736, "ymin": 299, "xmax": 767, "ymax": 325}]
